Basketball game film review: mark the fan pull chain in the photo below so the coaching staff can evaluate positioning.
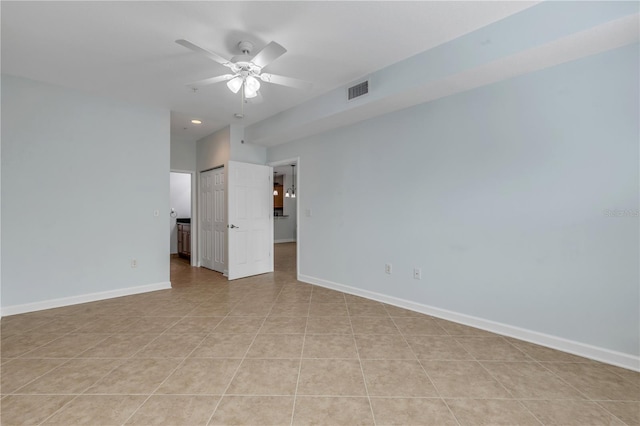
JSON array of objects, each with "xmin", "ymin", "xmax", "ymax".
[{"xmin": 241, "ymin": 81, "xmax": 245, "ymax": 116}]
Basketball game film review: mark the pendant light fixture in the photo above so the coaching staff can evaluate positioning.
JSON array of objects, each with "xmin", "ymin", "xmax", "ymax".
[
  {"xmin": 285, "ymin": 164, "xmax": 296, "ymax": 199},
  {"xmin": 273, "ymin": 172, "xmax": 279, "ymax": 196}
]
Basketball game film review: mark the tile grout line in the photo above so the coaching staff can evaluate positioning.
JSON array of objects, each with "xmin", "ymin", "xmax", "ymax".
[
  {"xmin": 2, "ymin": 284, "xmax": 228, "ymax": 414},
  {"xmin": 204, "ymin": 283, "xmax": 286, "ymax": 426},
  {"xmin": 532, "ymin": 358, "xmax": 634, "ymax": 425},
  {"xmin": 118, "ymin": 298, "xmax": 233, "ymax": 426},
  {"xmin": 289, "ymin": 286, "xmax": 312, "ymax": 426},
  {"xmin": 13, "ymin": 324, "xmax": 111, "ymax": 359},
  {"xmin": 4, "ymin": 329, "xmax": 74, "ymax": 359},
  {"xmin": 387, "ymin": 312, "xmax": 462, "ymax": 426},
  {"xmin": 4, "ymin": 356, "xmax": 74, "ymax": 396},
  {"xmin": 592, "ymin": 400, "xmax": 636, "ymax": 425},
  {"xmin": 33, "ymin": 355, "xmax": 128, "ymax": 425},
  {"xmin": 6, "ymin": 357, "xmax": 82, "ymax": 426},
  {"xmin": 534, "ymin": 358, "xmax": 602, "ymax": 400},
  {"xmin": 347, "ymin": 297, "xmax": 378, "ymax": 426},
  {"xmin": 11, "ymin": 391, "xmax": 632, "ymax": 400},
  {"xmin": 533, "ymin": 358, "xmax": 609, "ymax": 416},
  {"xmin": 470, "ymin": 339, "xmax": 545, "ymax": 426},
  {"xmin": 10, "ymin": 331, "xmax": 119, "ymax": 426}
]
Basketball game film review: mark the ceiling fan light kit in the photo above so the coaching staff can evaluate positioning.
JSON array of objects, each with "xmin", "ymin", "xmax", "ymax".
[
  {"xmin": 243, "ymin": 76, "xmax": 261, "ymax": 98},
  {"xmin": 226, "ymin": 76, "xmax": 243, "ymax": 93},
  {"xmin": 176, "ymin": 38, "xmax": 311, "ymax": 102}
]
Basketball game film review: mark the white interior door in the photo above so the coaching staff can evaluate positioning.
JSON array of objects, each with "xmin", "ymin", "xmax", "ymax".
[
  {"xmin": 200, "ymin": 167, "xmax": 226, "ymax": 272},
  {"xmin": 213, "ymin": 168, "xmax": 226, "ymax": 273},
  {"xmin": 227, "ymin": 161, "xmax": 273, "ymax": 280}
]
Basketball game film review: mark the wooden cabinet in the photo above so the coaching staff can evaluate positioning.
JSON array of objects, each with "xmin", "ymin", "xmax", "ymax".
[{"xmin": 177, "ymin": 223, "xmax": 191, "ymax": 260}]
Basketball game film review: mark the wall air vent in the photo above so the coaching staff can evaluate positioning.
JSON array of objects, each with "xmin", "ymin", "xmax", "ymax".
[{"xmin": 347, "ymin": 80, "xmax": 369, "ymax": 100}]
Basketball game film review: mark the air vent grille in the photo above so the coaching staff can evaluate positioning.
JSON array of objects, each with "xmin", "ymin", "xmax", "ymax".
[{"xmin": 348, "ymin": 81, "xmax": 369, "ymax": 100}]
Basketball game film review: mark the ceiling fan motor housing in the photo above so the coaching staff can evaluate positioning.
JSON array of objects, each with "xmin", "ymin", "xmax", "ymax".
[{"xmin": 232, "ymin": 62, "xmax": 261, "ymax": 76}]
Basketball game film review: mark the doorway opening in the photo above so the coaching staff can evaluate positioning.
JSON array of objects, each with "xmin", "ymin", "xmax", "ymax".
[
  {"xmin": 170, "ymin": 171, "xmax": 195, "ymax": 266},
  {"xmin": 269, "ymin": 158, "xmax": 300, "ymax": 277}
]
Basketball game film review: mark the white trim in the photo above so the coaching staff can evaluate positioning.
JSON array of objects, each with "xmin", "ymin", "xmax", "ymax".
[
  {"xmin": 268, "ymin": 157, "xmax": 301, "ymax": 275},
  {"xmin": 298, "ymin": 273, "xmax": 640, "ymax": 372},
  {"xmin": 170, "ymin": 169, "xmax": 197, "ymax": 267},
  {"xmin": 1, "ymin": 281, "xmax": 172, "ymax": 317},
  {"xmin": 275, "ymin": 238, "xmax": 296, "ymax": 244}
]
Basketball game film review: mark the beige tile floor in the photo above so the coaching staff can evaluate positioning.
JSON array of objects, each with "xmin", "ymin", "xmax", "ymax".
[{"xmin": 1, "ymin": 243, "xmax": 638, "ymax": 425}]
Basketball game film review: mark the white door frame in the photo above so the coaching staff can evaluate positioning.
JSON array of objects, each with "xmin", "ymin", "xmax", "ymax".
[
  {"xmin": 227, "ymin": 161, "xmax": 274, "ymax": 280},
  {"xmin": 199, "ymin": 165, "xmax": 227, "ymax": 274},
  {"xmin": 170, "ymin": 169, "xmax": 197, "ymax": 267},
  {"xmin": 267, "ymin": 157, "xmax": 300, "ymax": 278}
]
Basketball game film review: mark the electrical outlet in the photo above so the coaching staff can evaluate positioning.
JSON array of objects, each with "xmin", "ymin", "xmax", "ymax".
[
  {"xmin": 154, "ymin": 210, "xmax": 159, "ymax": 217},
  {"xmin": 131, "ymin": 258, "xmax": 138, "ymax": 268},
  {"xmin": 385, "ymin": 263, "xmax": 392, "ymax": 274},
  {"xmin": 413, "ymin": 267, "xmax": 422, "ymax": 280}
]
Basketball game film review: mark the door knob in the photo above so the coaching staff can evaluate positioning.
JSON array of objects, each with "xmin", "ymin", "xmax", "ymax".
[{"xmin": 229, "ymin": 224, "xmax": 239, "ymax": 229}]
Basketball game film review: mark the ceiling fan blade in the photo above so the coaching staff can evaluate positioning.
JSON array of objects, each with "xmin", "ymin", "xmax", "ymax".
[
  {"xmin": 259, "ymin": 73, "xmax": 312, "ymax": 90},
  {"xmin": 186, "ymin": 74, "xmax": 235, "ymax": 87},
  {"xmin": 250, "ymin": 41, "xmax": 287, "ymax": 68},
  {"xmin": 176, "ymin": 39, "xmax": 233, "ymax": 68}
]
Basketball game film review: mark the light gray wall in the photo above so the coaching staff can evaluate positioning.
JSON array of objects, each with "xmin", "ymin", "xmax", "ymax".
[
  {"xmin": 247, "ymin": 2, "xmax": 639, "ymax": 146},
  {"xmin": 267, "ymin": 44, "xmax": 639, "ymax": 356},
  {"xmin": 169, "ymin": 172, "xmax": 191, "ymax": 254},
  {"xmin": 1, "ymin": 74, "xmax": 170, "ymax": 308},
  {"xmin": 171, "ymin": 138, "xmax": 196, "ymax": 172},
  {"xmin": 197, "ymin": 127, "xmax": 230, "ymax": 173},
  {"xmin": 229, "ymin": 124, "xmax": 266, "ymax": 164}
]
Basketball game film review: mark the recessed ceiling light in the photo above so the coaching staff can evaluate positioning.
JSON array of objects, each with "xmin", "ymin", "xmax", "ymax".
[{"xmin": 191, "ymin": 119, "xmax": 202, "ymax": 124}]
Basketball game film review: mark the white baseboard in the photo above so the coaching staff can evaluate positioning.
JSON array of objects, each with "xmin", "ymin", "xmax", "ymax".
[
  {"xmin": 275, "ymin": 239, "xmax": 296, "ymax": 244},
  {"xmin": 1, "ymin": 281, "xmax": 172, "ymax": 317},
  {"xmin": 298, "ymin": 273, "xmax": 640, "ymax": 372}
]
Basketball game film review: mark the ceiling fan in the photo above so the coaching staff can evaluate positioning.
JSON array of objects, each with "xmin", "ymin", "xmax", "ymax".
[{"xmin": 176, "ymin": 39, "xmax": 311, "ymax": 100}]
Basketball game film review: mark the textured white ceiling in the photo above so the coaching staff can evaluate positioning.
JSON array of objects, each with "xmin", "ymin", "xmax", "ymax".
[{"xmin": 1, "ymin": 1, "xmax": 537, "ymax": 144}]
